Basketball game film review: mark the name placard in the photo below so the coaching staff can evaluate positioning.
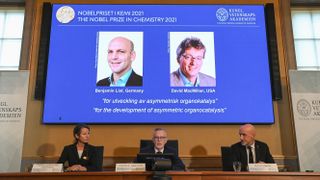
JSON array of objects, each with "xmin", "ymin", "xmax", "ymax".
[
  {"xmin": 248, "ymin": 163, "xmax": 278, "ymax": 172},
  {"xmin": 31, "ymin": 163, "xmax": 63, "ymax": 172},
  {"xmin": 115, "ymin": 163, "xmax": 145, "ymax": 172}
]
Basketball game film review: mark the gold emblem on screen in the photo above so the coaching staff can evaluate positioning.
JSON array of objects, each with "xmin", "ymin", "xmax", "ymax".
[{"xmin": 56, "ymin": 6, "xmax": 75, "ymax": 24}]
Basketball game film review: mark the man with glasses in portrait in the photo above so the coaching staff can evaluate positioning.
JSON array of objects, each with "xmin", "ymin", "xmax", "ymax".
[
  {"xmin": 170, "ymin": 37, "xmax": 216, "ymax": 87},
  {"xmin": 138, "ymin": 128, "xmax": 185, "ymax": 170}
]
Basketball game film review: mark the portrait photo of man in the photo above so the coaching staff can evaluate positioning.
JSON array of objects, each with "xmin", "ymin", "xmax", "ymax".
[
  {"xmin": 96, "ymin": 32, "xmax": 143, "ymax": 87},
  {"xmin": 170, "ymin": 32, "xmax": 216, "ymax": 87}
]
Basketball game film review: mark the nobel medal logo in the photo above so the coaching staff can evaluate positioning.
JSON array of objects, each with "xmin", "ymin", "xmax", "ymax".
[
  {"xmin": 216, "ymin": 8, "xmax": 229, "ymax": 22},
  {"xmin": 56, "ymin": 6, "xmax": 75, "ymax": 24},
  {"xmin": 297, "ymin": 99, "xmax": 311, "ymax": 117}
]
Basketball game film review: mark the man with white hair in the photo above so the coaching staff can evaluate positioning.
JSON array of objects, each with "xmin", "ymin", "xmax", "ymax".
[
  {"xmin": 230, "ymin": 124, "xmax": 274, "ymax": 171},
  {"xmin": 137, "ymin": 128, "xmax": 185, "ymax": 171}
]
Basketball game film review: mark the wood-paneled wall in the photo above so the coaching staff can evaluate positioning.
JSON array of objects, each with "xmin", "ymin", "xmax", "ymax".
[{"xmin": 21, "ymin": 0, "xmax": 297, "ymax": 170}]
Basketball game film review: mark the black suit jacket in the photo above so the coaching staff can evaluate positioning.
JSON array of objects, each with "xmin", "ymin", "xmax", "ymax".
[
  {"xmin": 136, "ymin": 145, "xmax": 185, "ymax": 171},
  {"xmin": 96, "ymin": 70, "xmax": 142, "ymax": 86},
  {"xmin": 57, "ymin": 143, "xmax": 100, "ymax": 171},
  {"xmin": 230, "ymin": 140, "xmax": 275, "ymax": 171}
]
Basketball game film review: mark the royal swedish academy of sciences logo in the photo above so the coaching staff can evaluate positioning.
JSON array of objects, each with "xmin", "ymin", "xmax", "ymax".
[
  {"xmin": 216, "ymin": 8, "xmax": 229, "ymax": 22},
  {"xmin": 297, "ymin": 99, "xmax": 311, "ymax": 117}
]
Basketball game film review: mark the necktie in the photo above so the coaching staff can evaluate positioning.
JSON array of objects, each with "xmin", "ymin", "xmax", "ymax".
[
  {"xmin": 247, "ymin": 146, "xmax": 254, "ymax": 163},
  {"xmin": 156, "ymin": 151, "xmax": 162, "ymax": 154}
]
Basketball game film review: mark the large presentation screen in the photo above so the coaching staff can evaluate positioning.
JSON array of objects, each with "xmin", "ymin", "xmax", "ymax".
[{"xmin": 43, "ymin": 4, "xmax": 274, "ymax": 124}]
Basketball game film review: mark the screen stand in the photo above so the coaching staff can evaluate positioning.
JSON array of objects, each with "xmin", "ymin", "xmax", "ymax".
[{"xmin": 152, "ymin": 171, "xmax": 172, "ymax": 180}]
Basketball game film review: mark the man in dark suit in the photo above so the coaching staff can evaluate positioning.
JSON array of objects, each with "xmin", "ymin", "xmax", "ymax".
[
  {"xmin": 97, "ymin": 36, "xmax": 142, "ymax": 86},
  {"xmin": 137, "ymin": 128, "xmax": 185, "ymax": 171},
  {"xmin": 96, "ymin": 70, "xmax": 142, "ymax": 86},
  {"xmin": 230, "ymin": 124, "xmax": 275, "ymax": 171}
]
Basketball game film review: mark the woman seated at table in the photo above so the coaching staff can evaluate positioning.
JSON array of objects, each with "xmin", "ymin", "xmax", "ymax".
[{"xmin": 58, "ymin": 124, "xmax": 100, "ymax": 171}]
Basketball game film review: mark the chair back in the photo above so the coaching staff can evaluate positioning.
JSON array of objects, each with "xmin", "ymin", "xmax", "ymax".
[
  {"xmin": 221, "ymin": 146, "xmax": 234, "ymax": 171},
  {"xmin": 95, "ymin": 146, "xmax": 104, "ymax": 171}
]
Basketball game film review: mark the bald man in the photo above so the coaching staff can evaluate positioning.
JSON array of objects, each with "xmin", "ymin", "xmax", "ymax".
[
  {"xmin": 230, "ymin": 124, "xmax": 274, "ymax": 171},
  {"xmin": 97, "ymin": 36, "xmax": 142, "ymax": 86}
]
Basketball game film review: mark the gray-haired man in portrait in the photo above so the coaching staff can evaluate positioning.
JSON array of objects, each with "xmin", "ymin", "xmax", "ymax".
[{"xmin": 170, "ymin": 37, "xmax": 216, "ymax": 87}]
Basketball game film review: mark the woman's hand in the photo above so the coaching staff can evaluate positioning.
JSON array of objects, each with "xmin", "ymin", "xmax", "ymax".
[{"xmin": 66, "ymin": 164, "xmax": 87, "ymax": 171}]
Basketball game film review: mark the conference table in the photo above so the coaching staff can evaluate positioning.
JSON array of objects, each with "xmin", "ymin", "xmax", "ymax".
[{"xmin": 1, "ymin": 171, "xmax": 320, "ymax": 180}]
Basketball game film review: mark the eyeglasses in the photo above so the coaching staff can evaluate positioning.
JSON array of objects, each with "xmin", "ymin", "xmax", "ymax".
[
  {"xmin": 153, "ymin": 136, "xmax": 167, "ymax": 141},
  {"xmin": 182, "ymin": 54, "xmax": 203, "ymax": 62}
]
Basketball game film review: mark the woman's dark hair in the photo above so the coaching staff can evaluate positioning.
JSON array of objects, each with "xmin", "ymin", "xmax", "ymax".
[{"xmin": 73, "ymin": 124, "xmax": 90, "ymax": 142}]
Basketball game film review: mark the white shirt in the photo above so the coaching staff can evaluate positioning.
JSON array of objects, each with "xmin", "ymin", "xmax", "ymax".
[
  {"xmin": 154, "ymin": 148, "xmax": 164, "ymax": 154},
  {"xmin": 246, "ymin": 143, "xmax": 256, "ymax": 163},
  {"xmin": 77, "ymin": 150, "xmax": 83, "ymax": 158}
]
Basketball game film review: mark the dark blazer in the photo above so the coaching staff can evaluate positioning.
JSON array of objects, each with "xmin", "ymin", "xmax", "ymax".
[
  {"xmin": 96, "ymin": 70, "xmax": 142, "ymax": 86},
  {"xmin": 57, "ymin": 143, "xmax": 100, "ymax": 172},
  {"xmin": 137, "ymin": 145, "xmax": 185, "ymax": 171},
  {"xmin": 230, "ymin": 140, "xmax": 275, "ymax": 171}
]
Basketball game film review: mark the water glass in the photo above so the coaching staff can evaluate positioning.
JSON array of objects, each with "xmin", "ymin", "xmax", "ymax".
[{"xmin": 233, "ymin": 161, "xmax": 241, "ymax": 172}]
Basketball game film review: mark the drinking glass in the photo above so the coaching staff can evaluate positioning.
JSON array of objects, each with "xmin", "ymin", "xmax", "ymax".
[{"xmin": 232, "ymin": 161, "xmax": 241, "ymax": 172}]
